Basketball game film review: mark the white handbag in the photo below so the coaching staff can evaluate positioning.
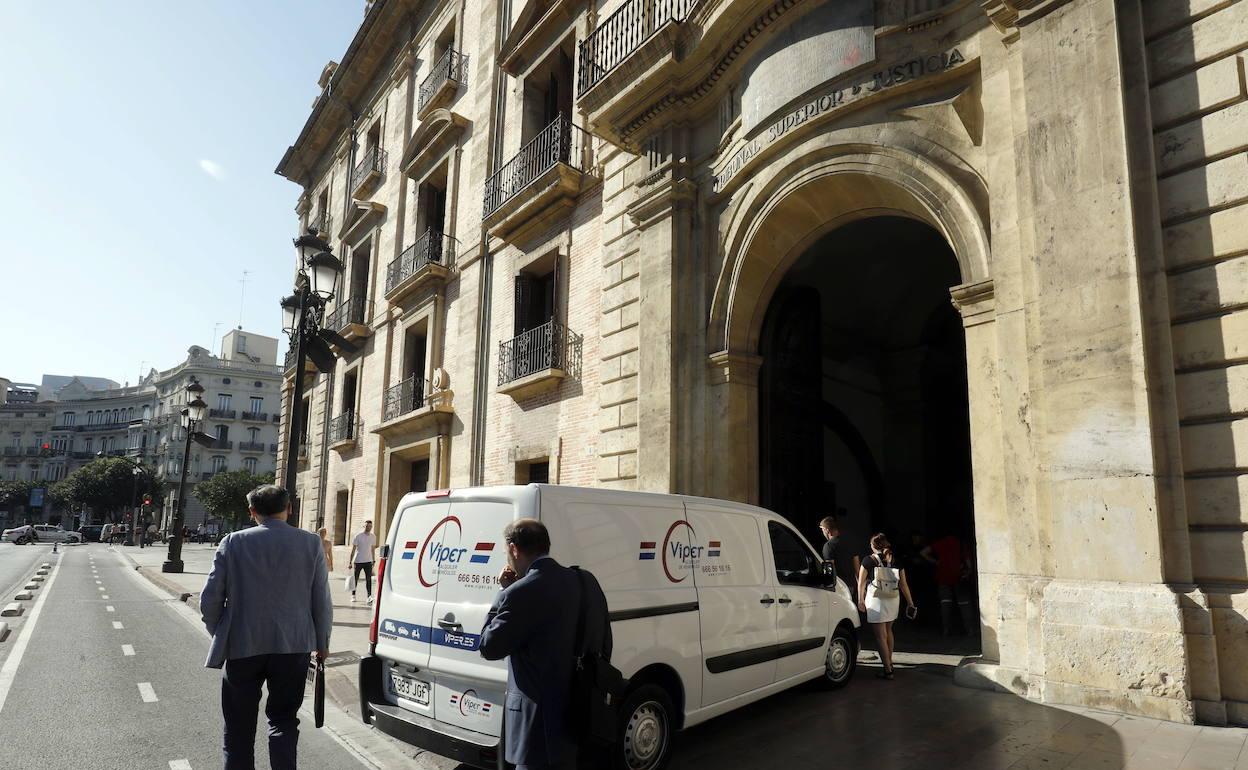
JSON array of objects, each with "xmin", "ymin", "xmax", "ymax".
[{"xmin": 346, "ymin": 572, "xmax": 357, "ymax": 593}]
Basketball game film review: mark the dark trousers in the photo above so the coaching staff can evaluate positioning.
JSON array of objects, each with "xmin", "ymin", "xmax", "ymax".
[
  {"xmin": 353, "ymin": 561, "xmax": 374, "ymax": 596},
  {"xmin": 222, "ymin": 653, "xmax": 309, "ymax": 770}
]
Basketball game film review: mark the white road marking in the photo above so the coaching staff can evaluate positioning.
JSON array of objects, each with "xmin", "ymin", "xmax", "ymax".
[
  {"xmin": 169, "ymin": 761, "xmax": 192, "ymax": 770},
  {"xmin": 95, "ymin": 580, "xmax": 101, "ymax": 584},
  {"xmin": 101, "ymin": 594, "xmax": 110, "ymax": 599},
  {"xmin": 112, "ymin": 621, "xmax": 124, "ymax": 629},
  {"xmin": 0, "ymin": 559, "xmax": 61, "ymax": 716},
  {"xmin": 122, "ymin": 644, "xmax": 135, "ymax": 656},
  {"xmin": 97, "ymin": 587, "xmax": 105, "ymax": 592},
  {"xmin": 106, "ymin": 606, "xmax": 115, "ymax": 612},
  {"xmin": 138, "ymin": 682, "xmax": 158, "ymax": 702}
]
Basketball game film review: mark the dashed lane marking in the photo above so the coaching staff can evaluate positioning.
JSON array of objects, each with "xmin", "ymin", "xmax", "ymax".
[
  {"xmin": 0, "ymin": 557, "xmax": 61, "ymax": 716},
  {"xmin": 138, "ymin": 682, "xmax": 158, "ymax": 702},
  {"xmin": 101, "ymin": 595, "xmax": 109, "ymax": 599},
  {"xmin": 169, "ymin": 760, "xmax": 192, "ymax": 769},
  {"xmin": 97, "ymin": 587, "xmax": 105, "ymax": 592},
  {"xmin": 122, "ymin": 644, "xmax": 135, "ymax": 656},
  {"xmin": 112, "ymin": 621, "xmax": 124, "ymax": 630},
  {"xmin": 105, "ymin": 606, "xmax": 115, "ymax": 612}
]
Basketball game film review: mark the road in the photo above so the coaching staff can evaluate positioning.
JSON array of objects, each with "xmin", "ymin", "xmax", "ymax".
[{"xmin": 0, "ymin": 543, "xmax": 397, "ymax": 770}]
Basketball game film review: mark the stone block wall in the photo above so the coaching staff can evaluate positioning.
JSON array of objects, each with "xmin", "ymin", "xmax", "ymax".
[{"xmin": 1144, "ymin": 0, "xmax": 1248, "ymax": 725}]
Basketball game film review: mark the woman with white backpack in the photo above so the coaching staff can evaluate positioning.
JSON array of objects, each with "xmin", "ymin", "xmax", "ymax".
[{"xmin": 857, "ymin": 533, "xmax": 916, "ymax": 680}]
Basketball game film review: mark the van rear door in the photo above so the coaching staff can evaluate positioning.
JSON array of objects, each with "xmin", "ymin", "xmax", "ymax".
[
  {"xmin": 426, "ymin": 492, "xmax": 526, "ymax": 737},
  {"xmin": 374, "ymin": 498, "xmax": 449, "ymax": 717}
]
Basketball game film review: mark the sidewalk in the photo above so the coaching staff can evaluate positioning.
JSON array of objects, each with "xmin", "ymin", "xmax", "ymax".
[{"xmin": 120, "ymin": 542, "xmax": 377, "ymax": 716}]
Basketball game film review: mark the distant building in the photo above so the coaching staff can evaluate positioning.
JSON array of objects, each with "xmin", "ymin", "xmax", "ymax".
[{"xmin": 13, "ymin": 329, "xmax": 283, "ymax": 528}]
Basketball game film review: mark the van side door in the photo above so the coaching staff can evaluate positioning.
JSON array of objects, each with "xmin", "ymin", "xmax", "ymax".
[
  {"xmin": 766, "ymin": 521, "xmax": 831, "ymax": 683},
  {"xmin": 685, "ymin": 505, "xmax": 778, "ymax": 706}
]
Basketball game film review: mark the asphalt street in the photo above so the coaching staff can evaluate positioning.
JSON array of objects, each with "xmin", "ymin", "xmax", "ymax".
[{"xmin": 0, "ymin": 543, "xmax": 385, "ymax": 770}]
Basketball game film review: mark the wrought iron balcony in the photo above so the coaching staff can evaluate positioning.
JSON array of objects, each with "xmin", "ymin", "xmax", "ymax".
[
  {"xmin": 201, "ymin": 471, "xmax": 220, "ymax": 481},
  {"xmin": 328, "ymin": 410, "xmax": 357, "ymax": 448},
  {"xmin": 482, "ymin": 115, "xmax": 589, "ymax": 230},
  {"xmin": 499, "ymin": 319, "xmax": 565, "ymax": 386},
  {"xmin": 272, "ymin": 414, "xmax": 281, "ymax": 423},
  {"xmin": 383, "ymin": 375, "xmax": 426, "ymax": 423},
  {"xmin": 578, "ymin": 0, "xmax": 695, "ymax": 95},
  {"xmin": 385, "ymin": 229, "xmax": 455, "ymax": 299},
  {"xmin": 351, "ymin": 146, "xmax": 387, "ymax": 195},
  {"xmin": 242, "ymin": 411, "xmax": 268, "ymax": 422},
  {"xmin": 269, "ymin": 443, "xmax": 279, "ymax": 453},
  {"xmin": 284, "ymin": 347, "xmax": 316, "ymax": 376},
  {"xmin": 238, "ymin": 441, "xmax": 267, "ymax": 453},
  {"xmin": 2, "ymin": 447, "xmax": 18, "ymax": 456},
  {"xmin": 326, "ymin": 296, "xmax": 372, "ymax": 334},
  {"xmin": 418, "ymin": 48, "xmax": 469, "ymax": 116},
  {"xmin": 209, "ymin": 439, "xmax": 233, "ymax": 450},
  {"xmin": 311, "ymin": 210, "xmax": 332, "ymax": 238},
  {"xmin": 209, "ymin": 408, "xmax": 237, "ymax": 419},
  {"xmin": 24, "ymin": 447, "xmax": 39, "ymax": 457}
]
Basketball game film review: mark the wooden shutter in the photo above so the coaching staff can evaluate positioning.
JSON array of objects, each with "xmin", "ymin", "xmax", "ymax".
[{"xmin": 514, "ymin": 274, "xmax": 533, "ymax": 335}]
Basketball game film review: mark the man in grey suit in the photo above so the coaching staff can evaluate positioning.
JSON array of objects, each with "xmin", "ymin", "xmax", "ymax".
[
  {"xmin": 201, "ymin": 485, "xmax": 333, "ymax": 770},
  {"xmin": 480, "ymin": 518, "xmax": 610, "ymax": 770}
]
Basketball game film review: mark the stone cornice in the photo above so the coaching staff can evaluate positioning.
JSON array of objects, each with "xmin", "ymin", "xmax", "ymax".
[
  {"xmin": 982, "ymin": 0, "xmax": 1077, "ymax": 41},
  {"xmin": 707, "ymin": 350, "xmax": 763, "ymax": 386},
  {"xmin": 619, "ymin": 0, "xmax": 801, "ymax": 145}
]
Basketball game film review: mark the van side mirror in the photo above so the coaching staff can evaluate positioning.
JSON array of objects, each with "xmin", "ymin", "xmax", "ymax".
[{"xmin": 818, "ymin": 560, "xmax": 838, "ymax": 586}]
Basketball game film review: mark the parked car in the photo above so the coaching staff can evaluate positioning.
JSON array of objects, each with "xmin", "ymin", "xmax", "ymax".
[
  {"xmin": 78, "ymin": 524, "xmax": 104, "ymax": 542},
  {"xmin": 359, "ymin": 485, "xmax": 859, "ymax": 770},
  {"xmin": 2, "ymin": 524, "xmax": 82, "ymax": 544}
]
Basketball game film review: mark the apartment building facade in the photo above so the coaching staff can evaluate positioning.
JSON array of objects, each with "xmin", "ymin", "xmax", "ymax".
[
  {"xmin": 277, "ymin": 0, "xmax": 1248, "ymax": 726},
  {"xmin": 5, "ymin": 330, "xmax": 284, "ymax": 528}
]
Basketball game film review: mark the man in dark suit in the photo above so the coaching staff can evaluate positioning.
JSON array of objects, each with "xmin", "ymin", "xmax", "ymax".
[
  {"xmin": 201, "ymin": 485, "xmax": 333, "ymax": 770},
  {"xmin": 479, "ymin": 518, "xmax": 609, "ymax": 770}
]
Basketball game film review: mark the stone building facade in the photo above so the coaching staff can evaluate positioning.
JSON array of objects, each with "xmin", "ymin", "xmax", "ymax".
[{"xmin": 276, "ymin": 0, "xmax": 1248, "ymax": 725}]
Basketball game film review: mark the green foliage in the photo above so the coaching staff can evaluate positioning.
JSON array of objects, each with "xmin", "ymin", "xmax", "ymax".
[
  {"xmin": 0, "ymin": 480, "xmax": 36, "ymax": 509},
  {"xmin": 56, "ymin": 458, "xmax": 164, "ymax": 522},
  {"xmin": 194, "ymin": 470, "xmax": 275, "ymax": 528}
]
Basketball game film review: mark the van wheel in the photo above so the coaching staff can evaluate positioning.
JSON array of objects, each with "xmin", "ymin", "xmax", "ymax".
[
  {"xmin": 820, "ymin": 627, "xmax": 856, "ymax": 689},
  {"xmin": 615, "ymin": 683, "xmax": 674, "ymax": 770}
]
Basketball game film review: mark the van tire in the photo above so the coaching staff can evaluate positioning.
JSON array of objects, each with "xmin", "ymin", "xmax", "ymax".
[
  {"xmin": 615, "ymin": 683, "xmax": 675, "ymax": 770},
  {"xmin": 819, "ymin": 626, "xmax": 856, "ymax": 689}
]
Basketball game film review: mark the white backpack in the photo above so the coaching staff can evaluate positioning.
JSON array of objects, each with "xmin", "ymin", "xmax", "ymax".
[{"xmin": 871, "ymin": 555, "xmax": 900, "ymax": 598}]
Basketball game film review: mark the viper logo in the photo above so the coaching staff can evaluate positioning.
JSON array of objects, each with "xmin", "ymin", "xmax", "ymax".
[
  {"xmin": 417, "ymin": 515, "xmax": 463, "ymax": 588},
  {"xmin": 661, "ymin": 520, "xmax": 698, "ymax": 583}
]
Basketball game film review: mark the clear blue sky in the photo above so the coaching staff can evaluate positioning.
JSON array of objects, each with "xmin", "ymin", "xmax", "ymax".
[{"xmin": 0, "ymin": 1, "xmax": 364, "ymax": 388}]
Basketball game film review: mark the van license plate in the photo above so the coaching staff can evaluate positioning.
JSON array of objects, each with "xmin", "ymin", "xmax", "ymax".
[{"xmin": 390, "ymin": 673, "xmax": 430, "ymax": 706}]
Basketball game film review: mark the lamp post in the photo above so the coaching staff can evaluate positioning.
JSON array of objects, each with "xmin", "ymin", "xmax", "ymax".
[
  {"xmin": 163, "ymin": 377, "xmax": 208, "ymax": 574},
  {"xmin": 280, "ymin": 231, "xmax": 344, "ymax": 529}
]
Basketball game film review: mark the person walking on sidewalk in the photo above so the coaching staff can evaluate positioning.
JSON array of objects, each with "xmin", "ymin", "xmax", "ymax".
[
  {"xmin": 318, "ymin": 527, "xmax": 334, "ymax": 573},
  {"xmin": 200, "ymin": 485, "xmax": 333, "ymax": 770},
  {"xmin": 348, "ymin": 520, "xmax": 377, "ymax": 604}
]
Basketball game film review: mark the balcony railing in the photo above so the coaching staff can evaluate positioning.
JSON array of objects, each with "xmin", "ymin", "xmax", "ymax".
[
  {"xmin": 386, "ymin": 229, "xmax": 455, "ymax": 294},
  {"xmin": 383, "ymin": 375, "xmax": 426, "ymax": 422},
  {"xmin": 483, "ymin": 115, "xmax": 587, "ymax": 219},
  {"xmin": 285, "ymin": 348, "xmax": 298, "ymax": 371},
  {"xmin": 242, "ymin": 411, "xmax": 268, "ymax": 422},
  {"xmin": 209, "ymin": 408, "xmax": 237, "ymax": 419},
  {"xmin": 24, "ymin": 447, "xmax": 39, "ymax": 457},
  {"xmin": 329, "ymin": 411, "xmax": 356, "ymax": 444},
  {"xmin": 578, "ymin": 0, "xmax": 695, "ymax": 94},
  {"xmin": 272, "ymin": 414, "xmax": 281, "ymax": 423},
  {"xmin": 2, "ymin": 447, "xmax": 18, "ymax": 456},
  {"xmin": 209, "ymin": 439, "xmax": 233, "ymax": 450},
  {"xmin": 498, "ymin": 319, "xmax": 566, "ymax": 385},
  {"xmin": 297, "ymin": 443, "xmax": 309, "ymax": 459},
  {"xmin": 238, "ymin": 441, "xmax": 266, "ymax": 452},
  {"xmin": 311, "ymin": 210, "xmax": 332, "ymax": 237},
  {"xmin": 326, "ymin": 296, "xmax": 371, "ymax": 332},
  {"xmin": 418, "ymin": 48, "xmax": 469, "ymax": 113},
  {"xmin": 201, "ymin": 471, "xmax": 220, "ymax": 481},
  {"xmin": 351, "ymin": 146, "xmax": 387, "ymax": 192},
  {"xmin": 269, "ymin": 443, "xmax": 279, "ymax": 453}
]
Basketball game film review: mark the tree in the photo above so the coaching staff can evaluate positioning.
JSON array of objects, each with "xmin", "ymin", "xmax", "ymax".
[
  {"xmin": 194, "ymin": 470, "xmax": 275, "ymax": 529},
  {"xmin": 56, "ymin": 458, "xmax": 165, "ymax": 523},
  {"xmin": 0, "ymin": 480, "xmax": 36, "ymax": 510}
]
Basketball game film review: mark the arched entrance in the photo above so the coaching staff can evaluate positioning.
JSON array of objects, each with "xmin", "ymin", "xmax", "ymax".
[
  {"xmin": 758, "ymin": 215, "xmax": 979, "ymax": 644},
  {"xmin": 706, "ymin": 144, "xmax": 996, "ymax": 654}
]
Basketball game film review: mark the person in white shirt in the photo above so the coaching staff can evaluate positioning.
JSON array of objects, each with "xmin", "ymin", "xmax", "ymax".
[{"xmin": 348, "ymin": 521, "xmax": 378, "ymax": 604}]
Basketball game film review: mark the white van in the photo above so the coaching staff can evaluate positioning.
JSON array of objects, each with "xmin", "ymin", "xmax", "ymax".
[{"xmin": 358, "ymin": 485, "xmax": 859, "ymax": 770}]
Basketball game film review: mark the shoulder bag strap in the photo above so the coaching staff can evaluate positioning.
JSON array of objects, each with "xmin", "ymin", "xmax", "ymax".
[{"xmin": 571, "ymin": 566, "xmax": 588, "ymax": 662}]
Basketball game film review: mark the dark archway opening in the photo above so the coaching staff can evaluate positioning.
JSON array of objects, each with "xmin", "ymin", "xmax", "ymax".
[{"xmin": 759, "ymin": 215, "xmax": 979, "ymax": 650}]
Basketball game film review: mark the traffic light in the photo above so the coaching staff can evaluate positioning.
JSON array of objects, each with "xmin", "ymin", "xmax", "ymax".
[{"xmin": 143, "ymin": 494, "xmax": 152, "ymax": 507}]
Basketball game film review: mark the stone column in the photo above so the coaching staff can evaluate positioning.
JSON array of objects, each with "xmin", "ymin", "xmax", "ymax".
[
  {"xmin": 626, "ymin": 129, "xmax": 697, "ymax": 493},
  {"xmin": 961, "ymin": 0, "xmax": 1194, "ymax": 722}
]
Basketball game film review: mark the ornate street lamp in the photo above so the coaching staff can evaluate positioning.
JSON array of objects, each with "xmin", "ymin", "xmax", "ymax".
[
  {"xmin": 279, "ymin": 231, "xmax": 348, "ymax": 528},
  {"xmin": 163, "ymin": 378, "xmax": 211, "ymax": 573}
]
